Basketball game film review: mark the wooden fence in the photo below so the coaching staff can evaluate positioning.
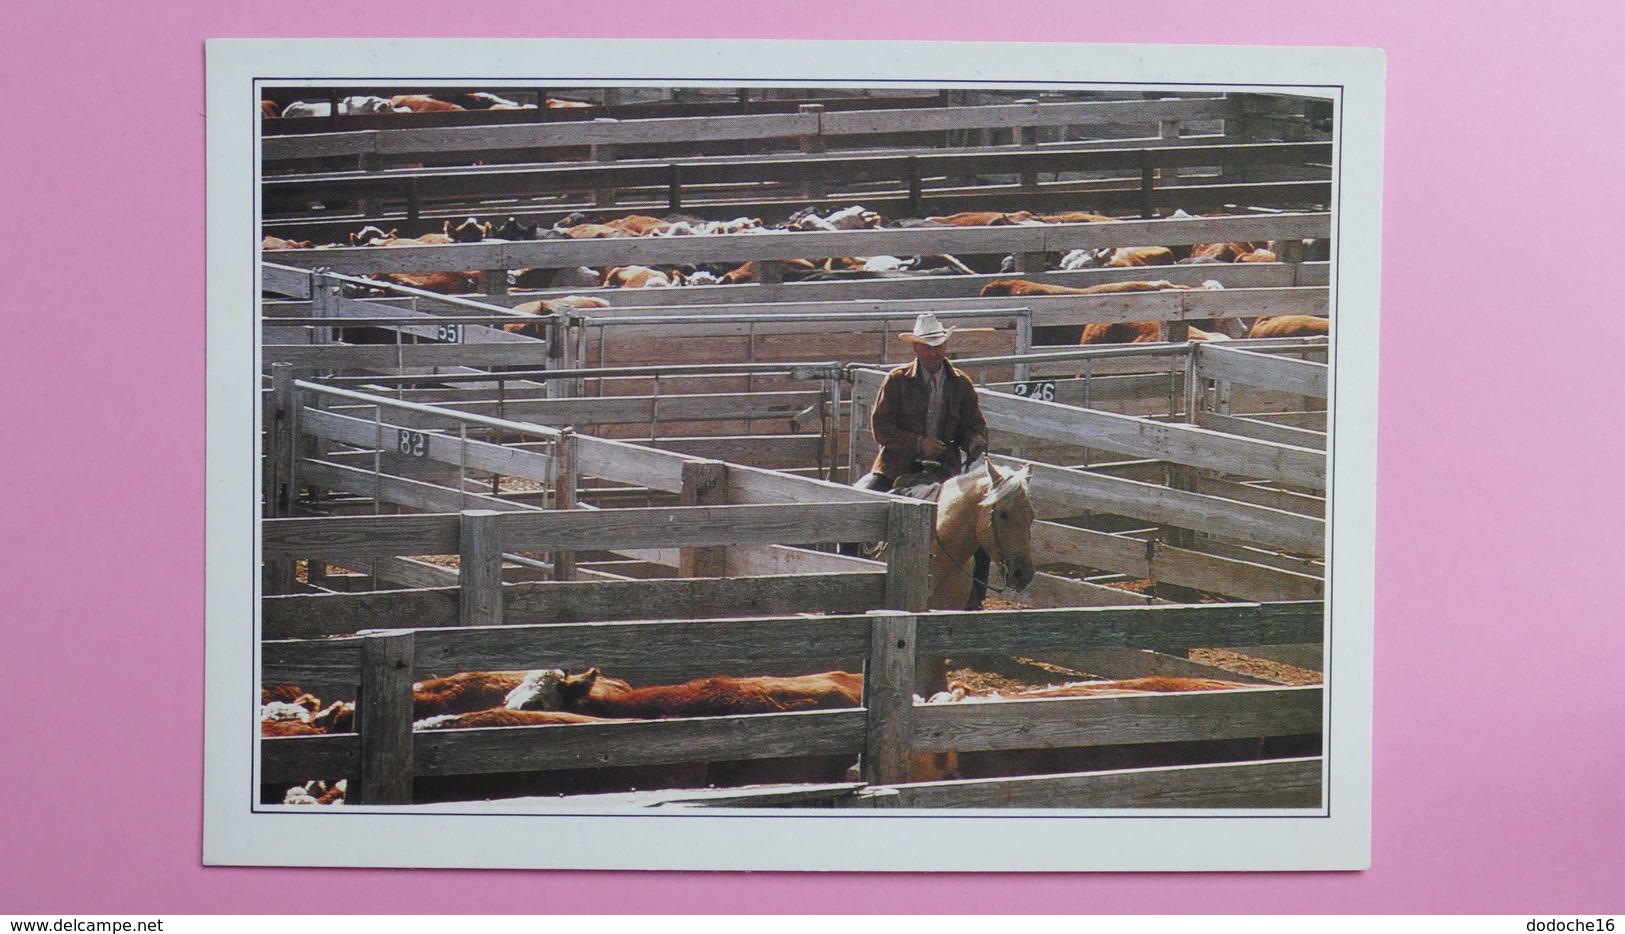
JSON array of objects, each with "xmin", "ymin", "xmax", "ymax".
[
  {"xmin": 261, "ymin": 95, "xmax": 1250, "ymax": 162},
  {"xmin": 259, "ymin": 601, "xmax": 1324, "ymax": 808},
  {"xmin": 263, "ymin": 138, "xmax": 1330, "ymax": 226},
  {"xmin": 261, "ymin": 212, "xmax": 1333, "ymax": 290},
  {"xmin": 260, "ymin": 89, "xmax": 948, "ymax": 138},
  {"xmin": 262, "ymin": 257, "xmax": 1331, "ymax": 319},
  {"xmin": 848, "ymin": 346, "xmax": 1327, "ymax": 605},
  {"xmin": 265, "ymin": 376, "xmax": 903, "ymax": 594}
]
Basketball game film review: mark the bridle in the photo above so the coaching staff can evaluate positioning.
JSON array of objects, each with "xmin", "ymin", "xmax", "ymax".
[{"xmin": 932, "ymin": 476, "xmax": 1021, "ymax": 596}]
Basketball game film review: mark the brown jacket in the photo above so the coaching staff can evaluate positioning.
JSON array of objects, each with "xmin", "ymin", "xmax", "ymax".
[{"xmin": 869, "ymin": 359, "xmax": 989, "ymax": 477}]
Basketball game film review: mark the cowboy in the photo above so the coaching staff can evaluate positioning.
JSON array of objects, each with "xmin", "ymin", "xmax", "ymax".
[{"xmin": 855, "ymin": 312, "xmax": 989, "ymax": 492}]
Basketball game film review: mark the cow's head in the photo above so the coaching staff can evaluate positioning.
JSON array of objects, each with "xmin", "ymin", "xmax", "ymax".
[
  {"xmin": 502, "ymin": 668, "xmax": 568, "ymax": 711},
  {"xmin": 446, "ymin": 217, "xmax": 492, "ymax": 243},
  {"xmin": 348, "ymin": 225, "xmax": 394, "ymax": 246},
  {"xmin": 495, "ymin": 217, "xmax": 538, "ymax": 240}
]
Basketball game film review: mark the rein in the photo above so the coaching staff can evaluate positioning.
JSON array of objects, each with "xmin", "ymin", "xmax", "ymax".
[{"xmin": 931, "ymin": 497, "xmax": 1012, "ymax": 596}]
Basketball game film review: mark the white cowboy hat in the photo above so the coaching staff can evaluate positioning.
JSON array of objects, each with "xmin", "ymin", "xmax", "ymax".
[{"xmin": 899, "ymin": 312, "xmax": 955, "ymax": 347}]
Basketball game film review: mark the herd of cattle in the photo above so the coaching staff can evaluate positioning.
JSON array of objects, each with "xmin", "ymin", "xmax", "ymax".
[
  {"xmin": 264, "ymin": 204, "xmax": 1330, "ymax": 343},
  {"xmin": 264, "ymin": 92, "xmax": 589, "ymax": 119},
  {"xmin": 262, "ymin": 668, "xmax": 1314, "ymax": 805},
  {"xmin": 261, "ymin": 104, "xmax": 1328, "ymax": 804}
]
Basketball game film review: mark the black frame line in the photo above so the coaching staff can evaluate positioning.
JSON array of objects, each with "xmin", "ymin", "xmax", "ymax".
[{"xmin": 243, "ymin": 72, "xmax": 1345, "ymax": 824}]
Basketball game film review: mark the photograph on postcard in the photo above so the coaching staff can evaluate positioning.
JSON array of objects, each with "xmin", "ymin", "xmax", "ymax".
[{"xmin": 208, "ymin": 39, "xmax": 1381, "ymax": 871}]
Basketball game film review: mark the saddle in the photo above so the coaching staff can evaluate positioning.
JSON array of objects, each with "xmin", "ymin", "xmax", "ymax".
[{"xmin": 889, "ymin": 458, "xmax": 955, "ymax": 501}]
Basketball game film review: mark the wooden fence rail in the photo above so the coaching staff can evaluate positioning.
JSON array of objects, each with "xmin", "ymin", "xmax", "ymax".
[
  {"xmin": 851, "ymin": 365, "xmax": 1326, "ymax": 490},
  {"xmin": 262, "ymin": 213, "xmax": 1333, "ymax": 275},
  {"xmin": 263, "ymin": 140, "xmax": 1330, "ymax": 219},
  {"xmin": 259, "ymin": 601, "xmax": 1324, "ymax": 806},
  {"xmin": 260, "ymin": 90, "xmax": 950, "ymax": 138},
  {"xmin": 262, "ymin": 96, "xmax": 1246, "ymax": 162}
]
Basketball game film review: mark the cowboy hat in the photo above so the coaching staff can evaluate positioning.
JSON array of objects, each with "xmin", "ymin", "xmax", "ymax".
[{"xmin": 899, "ymin": 312, "xmax": 955, "ymax": 347}]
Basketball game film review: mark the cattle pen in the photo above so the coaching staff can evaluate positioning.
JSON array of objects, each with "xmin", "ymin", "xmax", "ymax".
[{"xmin": 255, "ymin": 85, "xmax": 1334, "ymax": 810}]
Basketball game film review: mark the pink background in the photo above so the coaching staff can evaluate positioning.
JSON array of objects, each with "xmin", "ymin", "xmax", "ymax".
[{"xmin": 4, "ymin": 0, "xmax": 1622, "ymax": 914}]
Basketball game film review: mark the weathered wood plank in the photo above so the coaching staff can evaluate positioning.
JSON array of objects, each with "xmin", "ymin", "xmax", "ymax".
[
  {"xmin": 408, "ymin": 615, "xmax": 874, "ymax": 679},
  {"xmin": 646, "ymin": 783, "xmax": 866, "ymax": 808},
  {"xmin": 861, "ymin": 611, "xmax": 918, "ymax": 786},
  {"xmin": 1031, "ymin": 648, "xmax": 1280, "ymax": 684},
  {"xmin": 262, "ymin": 98, "xmax": 1240, "ymax": 161},
  {"xmin": 369, "ymin": 556, "xmax": 459, "ymax": 591},
  {"xmin": 654, "ymin": 434, "xmax": 823, "ymax": 469},
  {"xmin": 680, "ymin": 460, "xmax": 729, "ymax": 578},
  {"xmin": 1196, "ymin": 344, "xmax": 1328, "ymax": 398},
  {"xmin": 471, "ymin": 261, "xmax": 1327, "ymax": 310},
  {"xmin": 458, "ymin": 511, "xmax": 503, "ymax": 627},
  {"xmin": 513, "ymin": 572, "xmax": 888, "ymax": 624},
  {"xmin": 263, "ymin": 513, "xmax": 460, "ymax": 561},
  {"xmin": 1189, "ymin": 475, "xmax": 1326, "ymax": 518},
  {"xmin": 259, "ymin": 733, "xmax": 360, "ymax": 785},
  {"xmin": 884, "ymin": 500, "xmax": 935, "ymax": 613},
  {"xmin": 264, "ymin": 135, "xmax": 1323, "ymax": 211},
  {"xmin": 353, "ymin": 632, "xmax": 415, "ymax": 804},
  {"xmin": 864, "ymin": 756, "xmax": 1322, "ymax": 809},
  {"xmin": 412, "ymin": 709, "xmax": 867, "ymax": 776},
  {"xmin": 496, "ymin": 502, "xmax": 891, "ymax": 551},
  {"xmin": 726, "ymin": 544, "xmax": 882, "ymax": 575},
  {"xmin": 1029, "ymin": 520, "xmax": 1324, "ymax": 602},
  {"xmin": 725, "ymin": 464, "xmax": 885, "ymax": 506},
  {"xmin": 436, "ymin": 391, "xmax": 823, "ymax": 427},
  {"xmin": 1017, "ymin": 460, "xmax": 1326, "ymax": 555},
  {"xmin": 262, "ymin": 637, "xmax": 365, "ymax": 687},
  {"xmin": 1013, "ymin": 571, "xmax": 1161, "ymax": 608},
  {"xmin": 571, "ymin": 434, "xmax": 690, "ymax": 492},
  {"xmin": 300, "ymin": 407, "xmax": 557, "ymax": 482},
  {"xmin": 911, "ymin": 685, "xmax": 1323, "ymax": 753},
  {"xmin": 1193, "ymin": 411, "xmax": 1327, "ymax": 450},
  {"xmin": 914, "ymin": 601, "xmax": 1324, "ymax": 656},
  {"xmin": 295, "ymin": 459, "xmax": 518, "ymax": 516},
  {"xmin": 977, "ymin": 391, "xmax": 1325, "ymax": 489},
  {"xmin": 263, "ymin": 214, "xmax": 1333, "ymax": 275},
  {"xmin": 264, "ymin": 587, "xmax": 460, "ymax": 639}
]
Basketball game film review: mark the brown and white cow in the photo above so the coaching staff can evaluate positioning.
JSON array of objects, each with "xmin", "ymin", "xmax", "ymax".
[
  {"xmin": 601, "ymin": 265, "xmax": 682, "ymax": 288},
  {"xmin": 512, "ymin": 668, "xmax": 864, "ymax": 718},
  {"xmin": 389, "ymin": 95, "xmax": 465, "ymax": 113},
  {"xmin": 502, "ymin": 295, "xmax": 612, "ymax": 337},
  {"xmin": 1246, "ymin": 315, "xmax": 1330, "ymax": 338},
  {"xmin": 370, "ymin": 271, "xmax": 480, "ymax": 295},
  {"xmin": 445, "ymin": 217, "xmax": 493, "ymax": 242},
  {"xmin": 924, "ymin": 210, "xmax": 1040, "ymax": 227},
  {"xmin": 603, "ymin": 214, "xmax": 674, "ymax": 237},
  {"xmin": 980, "ymin": 279, "xmax": 1232, "ymax": 344},
  {"xmin": 412, "ymin": 669, "xmax": 566, "ymax": 719},
  {"xmin": 261, "ymin": 235, "xmax": 314, "ymax": 250}
]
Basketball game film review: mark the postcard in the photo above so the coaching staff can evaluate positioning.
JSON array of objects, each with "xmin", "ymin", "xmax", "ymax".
[{"xmin": 205, "ymin": 38, "xmax": 1382, "ymax": 871}]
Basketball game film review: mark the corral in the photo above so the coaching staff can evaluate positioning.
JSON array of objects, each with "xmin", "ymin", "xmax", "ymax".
[{"xmin": 257, "ymin": 86, "xmax": 1333, "ymax": 809}]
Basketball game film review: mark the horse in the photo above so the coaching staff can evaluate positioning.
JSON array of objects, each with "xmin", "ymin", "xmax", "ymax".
[
  {"xmin": 885, "ymin": 456, "xmax": 1038, "ymax": 612},
  {"xmin": 889, "ymin": 457, "xmax": 1037, "ymax": 695}
]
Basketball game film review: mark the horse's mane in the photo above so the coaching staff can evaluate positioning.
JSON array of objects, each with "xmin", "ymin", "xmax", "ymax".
[{"xmin": 942, "ymin": 457, "xmax": 1030, "ymax": 510}]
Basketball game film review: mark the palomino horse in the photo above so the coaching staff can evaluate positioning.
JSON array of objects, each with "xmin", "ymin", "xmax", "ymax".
[
  {"xmin": 921, "ymin": 457, "xmax": 1037, "ymax": 612},
  {"xmin": 893, "ymin": 457, "xmax": 1037, "ymax": 696}
]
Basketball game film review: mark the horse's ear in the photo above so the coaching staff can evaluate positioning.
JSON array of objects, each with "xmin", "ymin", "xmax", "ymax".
[{"xmin": 985, "ymin": 459, "xmax": 1003, "ymax": 484}]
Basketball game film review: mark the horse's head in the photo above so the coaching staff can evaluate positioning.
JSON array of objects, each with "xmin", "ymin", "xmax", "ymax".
[{"xmin": 976, "ymin": 460, "xmax": 1036, "ymax": 592}]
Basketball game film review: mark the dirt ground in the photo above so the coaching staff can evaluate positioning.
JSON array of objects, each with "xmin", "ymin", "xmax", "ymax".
[{"xmin": 956, "ymin": 594, "xmax": 1324, "ymax": 691}]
